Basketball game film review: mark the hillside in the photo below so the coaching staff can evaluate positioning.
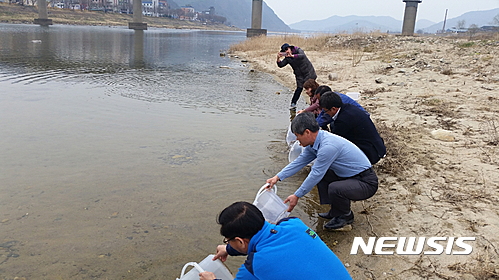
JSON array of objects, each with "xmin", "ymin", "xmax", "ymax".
[
  {"xmin": 172, "ymin": 0, "xmax": 292, "ymax": 32},
  {"xmin": 423, "ymin": 8, "xmax": 499, "ymax": 33},
  {"xmin": 289, "ymin": 8, "xmax": 499, "ymax": 33},
  {"xmin": 0, "ymin": 2, "xmax": 240, "ymax": 30}
]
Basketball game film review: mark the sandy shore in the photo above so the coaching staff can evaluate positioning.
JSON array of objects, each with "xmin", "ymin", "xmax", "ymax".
[{"xmin": 229, "ymin": 34, "xmax": 499, "ymax": 279}]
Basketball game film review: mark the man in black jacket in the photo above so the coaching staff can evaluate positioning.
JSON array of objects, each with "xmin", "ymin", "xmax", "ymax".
[
  {"xmin": 319, "ymin": 91, "xmax": 386, "ymax": 164},
  {"xmin": 277, "ymin": 43, "xmax": 317, "ymax": 109}
]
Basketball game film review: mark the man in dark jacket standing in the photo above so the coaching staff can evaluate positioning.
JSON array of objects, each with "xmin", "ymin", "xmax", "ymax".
[
  {"xmin": 277, "ymin": 43, "xmax": 317, "ymax": 109},
  {"xmin": 319, "ymin": 91, "xmax": 386, "ymax": 164}
]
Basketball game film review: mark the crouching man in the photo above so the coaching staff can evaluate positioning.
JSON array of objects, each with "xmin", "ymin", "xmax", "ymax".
[
  {"xmin": 267, "ymin": 112, "xmax": 378, "ymax": 230},
  {"xmin": 199, "ymin": 201, "xmax": 351, "ymax": 280}
]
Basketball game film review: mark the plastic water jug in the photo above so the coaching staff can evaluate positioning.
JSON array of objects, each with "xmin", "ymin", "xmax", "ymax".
[
  {"xmin": 346, "ymin": 92, "xmax": 360, "ymax": 101},
  {"xmin": 288, "ymin": 140, "xmax": 303, "ymax": 162},
  {"xmin": 285, "ymin": 123, "xmax": 296, "ymax": 146},
  {"xmin": 253, "ymin": 184, "xmax": 290, "ymax": 224},
  {"xmin": 176, "ymin": 254, "xmax": 233, "ymax": 280}
]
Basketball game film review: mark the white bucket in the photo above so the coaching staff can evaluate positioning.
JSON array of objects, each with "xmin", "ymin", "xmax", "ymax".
[
  {"xmin": 253, "ymin": 184, "xmax": 290, "ymax": 223},
  {"xmin": 176, "ymin": 254, "xmax": 233, "ymax": 280},
  {"xmin": 288, "ymin": 140, "xmax": 302, "ymax": 162},
  {"xmin": 345, "ymin": 92, "xmax": 360, "ymax": 101}
]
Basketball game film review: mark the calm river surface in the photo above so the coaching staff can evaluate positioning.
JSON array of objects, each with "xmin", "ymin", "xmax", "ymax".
[{"xmin": 0, "ymin": 24, "xmax": 316, "ymax": 279}]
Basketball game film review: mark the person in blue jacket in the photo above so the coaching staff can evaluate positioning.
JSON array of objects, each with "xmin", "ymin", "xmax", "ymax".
[{"xmin": 199, "ymin": 201, "xmax": 352, "ymax": 280}]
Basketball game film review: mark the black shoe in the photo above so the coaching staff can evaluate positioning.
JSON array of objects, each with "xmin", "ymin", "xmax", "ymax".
[
  {"xmin": 318, "ymin": 212, "xmax": 334, "ymax": 219},
  {"xmin": 324, "ymin": 212, "xmax": 354, "ymax": 230}
]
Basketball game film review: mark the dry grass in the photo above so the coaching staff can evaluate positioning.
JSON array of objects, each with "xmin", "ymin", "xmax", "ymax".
[
  {"xmin": 448, "ymin": 250, "xmax": 499, "ymax": 279},
  {"xmin": 482, "ymin": 117, "xmax": 499, "ymax": 146},
  {"xmin": 373, "ymin": 122, "xmax": 420, "ymax": 177},
  {"xmin": 229, "ymin": 32, "xmax": 391, "ymax": 54}
]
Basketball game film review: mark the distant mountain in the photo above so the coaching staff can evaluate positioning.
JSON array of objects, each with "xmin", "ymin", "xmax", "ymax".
[
  {"xmin": 290, "ymin": 15, "xmax": 403, "ymax": 33},
  {"xmin": 171, "ymin": 0, "xmax": 292, "ymax": 32},
  {"xmin": 415, "ymin": 19, "xmax": 436, "ymax": 30},
  {"xmin": 165, "ymin": 0, "xmax": 179, "ymax": 9},
  {"xmin": 421, "ymin": 8, "xmax": 499, "ymax": 33},
  {"xmin": 289, "ymin": 8, "xmax": 499, "ymax": 33}
]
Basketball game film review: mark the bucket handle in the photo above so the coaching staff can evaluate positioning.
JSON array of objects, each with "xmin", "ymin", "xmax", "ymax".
[
  {"xmin": 253, "ymin": 183, "xmax": 277, "ymax": 203},
  {"xmin": 177, "ymin": 262, "xmax": 206, "ymax": 280}
]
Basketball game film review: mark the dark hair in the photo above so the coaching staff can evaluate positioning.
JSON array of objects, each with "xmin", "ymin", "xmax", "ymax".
[
  {"xmin": 218, "ymin": 202, "xmax": 264, "ymax": 240},
  {"xmin": 314, "ymin": 85, "xmax": 332, "ymax": 97},
  {"xmin": 319, "ymin": 91, "xmax": 343, "ymax": 110},
  {"xmin": 303, "ymin": 79, "xmax": 319, "ymax": 92},
  {"xmin": 291, "ymin": 112, "xmax": 320, "ymax": 134}
]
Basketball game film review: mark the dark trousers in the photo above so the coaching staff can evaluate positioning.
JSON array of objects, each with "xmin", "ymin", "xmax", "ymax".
[
  {"xmin": 291, "ymin": 87, "xmax": 303, "ymax": 104},
  {"xmin": 317, "ymin": 168, "xmax": 378, "ymax": 217}
]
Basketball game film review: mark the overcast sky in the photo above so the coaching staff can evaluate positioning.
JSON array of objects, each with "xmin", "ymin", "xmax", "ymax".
[{"xmin": 264, "ymin": 0, "xmax": 499, "ymax": 24}]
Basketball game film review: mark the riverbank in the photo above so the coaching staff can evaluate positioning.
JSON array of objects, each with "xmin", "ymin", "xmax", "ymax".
[
  {"xmin": 229, "ymin": 34, "xmax": 499, "ymax": 279},
  {"xmin": 0, "ymin": 2, "xmax": 241, "ymax": 30}
]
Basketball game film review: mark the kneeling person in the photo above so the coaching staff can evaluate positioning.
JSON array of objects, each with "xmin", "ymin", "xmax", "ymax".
[
  {"xmin": 266, "ymin": 112, "xmax": 379, "ymax": 230},
  {"xmin": 199, "ymin": 201, "xmax": 352, "ymax": 280}
]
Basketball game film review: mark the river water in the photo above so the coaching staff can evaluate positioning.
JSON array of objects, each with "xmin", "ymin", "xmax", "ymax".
[{"xmin": 0, "ymin": 24, "xmax": 317, "ymax": 279}]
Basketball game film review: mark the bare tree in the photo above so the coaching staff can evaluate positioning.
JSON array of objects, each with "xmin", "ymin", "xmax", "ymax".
[
  {"xmin": 467, "ymin": 24, "xmax": 480, "ymax": 40},
  {"xmin": 456, "ymin": 19, "xmax": 466, "ymax": 30},
  {"xmin": 492, "ymin": 14, "xmax": 499, "ymax": 33},
  {"xmin": 493, "ymin": 14, "xmax": 499, "ymax": 25}
]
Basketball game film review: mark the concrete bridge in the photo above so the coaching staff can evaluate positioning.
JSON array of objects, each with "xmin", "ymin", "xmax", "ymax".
[{"xmin": 34, "ymin": 0, "xmax": 422, "ymax": 36}]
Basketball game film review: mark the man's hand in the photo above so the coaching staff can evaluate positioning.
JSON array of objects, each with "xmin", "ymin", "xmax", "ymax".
[
  {"xmin": 284, "ymin": 194, "xmax": 299, "ymax": 212},
  {"xmin": 277, "ymin": 52, "xmax": 285, "ymax": 61},
  {"xmin": 212, "ymin": 245, "xmax": 229, "ymax": 262},
  {"xmin": 199, "ymin": 271, "xmax": 216, "ymax": 280},
  {"xmin": 266, "ymin": 176, "xmax": 280, "ymax": 188}
]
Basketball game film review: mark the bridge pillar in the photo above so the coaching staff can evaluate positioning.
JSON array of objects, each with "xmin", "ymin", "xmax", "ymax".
[
  {"xmin": 247, "ymin": 0, "xmax": 266, "ymax": 37},
  {"xmin": 34, "ymin": 0, "xmax": 53, "ymax": 26},
  {"xmin": 129, "ymin": 0, "xmax": 147, "ymax": 30},
  {"xmin": 401, "ymin": 0, "xmax": 422, "ymax": 35}
]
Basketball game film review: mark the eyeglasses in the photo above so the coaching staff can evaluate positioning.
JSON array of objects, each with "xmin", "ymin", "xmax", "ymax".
[
  {"xmin": 323, "ymin": 107, "xmax": 335, "ymax": 115},
  {"xmin": 223, "ymin": 237, "xmax": 235, "ymax": 244}
]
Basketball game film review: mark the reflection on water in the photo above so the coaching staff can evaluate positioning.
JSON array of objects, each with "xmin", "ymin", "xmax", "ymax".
[
  {"xmin": 0, "ymin": 24, "xmax": 307, "ymax": 279},
  {"xmin": 132, "ymin": 30, "xmax": 145, "ymax": 68}
]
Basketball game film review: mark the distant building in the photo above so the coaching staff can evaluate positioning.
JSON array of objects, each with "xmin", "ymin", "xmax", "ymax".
[
  {"xmin": 142, "ymin": 0, "xmax": 153, "ymax": 16},
  {"xmin": 201, "ymin": 6, "xmax": 215, "ymax": 15},
  {"xmin": 447, "ymin": 28, "xmax": 467, "ymax": 33},
  {"xmin": 480, "ymin": 25, "xmax": 498, "ymax": 32},
  {"xmin": 179, "ymin": 5, "xmax": 196, "ymax": 20}
]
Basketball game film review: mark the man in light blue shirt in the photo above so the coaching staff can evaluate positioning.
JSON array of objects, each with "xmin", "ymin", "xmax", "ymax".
[{"xmin": 266, "ymin": 112, "xmax": 378, "ymax": 230}]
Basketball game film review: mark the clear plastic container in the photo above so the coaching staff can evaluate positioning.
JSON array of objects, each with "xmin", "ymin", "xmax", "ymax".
[
  {"xmin": 288, "ymin": 140, "xmax": 302, "ymax": 162},
  {"xmin": 253, "ymin": 184, "xmax": 290, "ymax": 224},
  {"xmin": 346, "ymin": 92, "xmax": 360, "ymax": 101},
  {"xmin": 286, "ymin": 123, "xmax": 296, "ymax": 146},
  {"xmin": 176, "ymin": 254, "xmax": 233, "ymax": 280}
]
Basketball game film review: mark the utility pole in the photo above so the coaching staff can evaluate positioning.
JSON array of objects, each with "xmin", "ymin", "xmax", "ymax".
[{"xmin": 442, "ymin": 9, "xmax": 448, "ymax": 33}]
